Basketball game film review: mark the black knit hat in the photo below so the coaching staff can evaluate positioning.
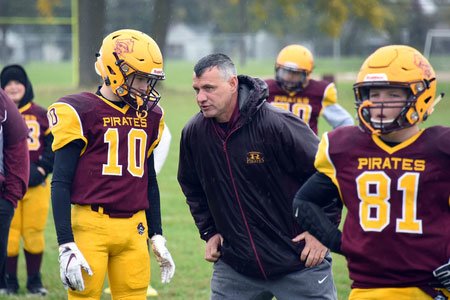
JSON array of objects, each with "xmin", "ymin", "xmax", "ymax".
[
  {"xmin": 0, "ymin": 65, "xmax": 27, "ymax": 88},
  {"xmin": 0, "ymin": 65, "xmax": 34, "ymax": 107}
]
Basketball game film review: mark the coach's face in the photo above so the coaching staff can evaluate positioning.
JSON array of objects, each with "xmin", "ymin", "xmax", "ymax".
[{"xmin": 192, "ymin": 67, "xmax": 238, "ymax": 123}]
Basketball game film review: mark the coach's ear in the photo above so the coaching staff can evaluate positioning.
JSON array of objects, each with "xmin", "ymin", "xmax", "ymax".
[{"xmin": 228, "ymin": 75, "xmax": 238, "ymax": 94}]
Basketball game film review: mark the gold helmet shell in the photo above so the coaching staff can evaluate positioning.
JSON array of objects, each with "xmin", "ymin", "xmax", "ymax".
[
  {"xmin": 275, "ymin": 44, "xmax": 314, "ymax": 92},
  {"xmin": 95, "ymin": 29, "xmax": 165, "ymax": 112},
  {"xmin": 354, "ymin": 45, "xmax": 437, "ymax": 134}
]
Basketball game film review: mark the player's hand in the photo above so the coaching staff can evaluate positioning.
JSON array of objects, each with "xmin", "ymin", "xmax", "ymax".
[
  {"xmin": 292, "ymin": 231, "xmax": 328, "ymax": 267},
  {"xmin": 205, "ymin": 233, "xmax": 223, "ymax": 263},
  {"xmin": 151, "ymin": 235, "xmax": 175, "ymax": 283},
  {"xmin": 58, "ymin": 242, "xmax": 93, "ymax": 291},
  {"xmin": 433, "ymin": 259, "xmax": 450, "ymax": 291}
]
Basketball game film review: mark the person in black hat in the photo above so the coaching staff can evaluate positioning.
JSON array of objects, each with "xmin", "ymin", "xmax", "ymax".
[{"xmin": 0, "ymin": 65, "xmax": 54, "ymax": 296}]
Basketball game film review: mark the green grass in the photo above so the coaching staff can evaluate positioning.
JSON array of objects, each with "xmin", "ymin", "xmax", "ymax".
[{"xmin": 4, "ymin": 58, "xmax": 449, "ymax": 300}]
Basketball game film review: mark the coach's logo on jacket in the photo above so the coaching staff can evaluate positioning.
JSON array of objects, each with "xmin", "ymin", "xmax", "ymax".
[{"xmin": 246, "ymin": 151, "xmax": 264, "ymax": 164}]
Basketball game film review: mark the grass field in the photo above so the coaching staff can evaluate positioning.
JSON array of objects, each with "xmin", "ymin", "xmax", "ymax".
[{"xmin": 3, "ymin": 57, "xmax": 449, "ymax": 300}]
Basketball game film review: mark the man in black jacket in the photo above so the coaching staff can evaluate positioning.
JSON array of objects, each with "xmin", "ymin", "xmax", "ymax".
[{"xmin": 178, "ymin": 53, "xmax": 337, "ymax": 300}]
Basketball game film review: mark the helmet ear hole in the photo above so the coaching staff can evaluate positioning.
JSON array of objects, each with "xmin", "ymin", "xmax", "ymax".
[{"xmin": 107, "ymin": 66, "xmax": 116, "ymax": 75}]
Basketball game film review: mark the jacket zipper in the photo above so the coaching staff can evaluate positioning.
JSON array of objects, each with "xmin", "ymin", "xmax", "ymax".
[{"xmin": 222, "ymin": 129, "xmax": 268, "ymax": 279}]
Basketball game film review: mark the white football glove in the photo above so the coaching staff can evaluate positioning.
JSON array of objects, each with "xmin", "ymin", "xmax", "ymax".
[
  {"xmin": 58, "ymin": 242, "xmax": 93, "ymax": 291},
  {"xmin": 150, "ymin": 235, "xmax": 175, "ymax": 283}
]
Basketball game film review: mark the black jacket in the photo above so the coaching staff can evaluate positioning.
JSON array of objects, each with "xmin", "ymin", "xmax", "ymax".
[{"xmin": 178, "ymin": 75, "xmax": 319, "ymax": 279}]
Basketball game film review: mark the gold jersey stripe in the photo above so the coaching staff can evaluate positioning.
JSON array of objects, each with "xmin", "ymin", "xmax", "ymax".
[
  {"xmin": 371, "ymin": 129, "xmax": 425, "ymax": 154},
  {"xmin": 314, "ymin": 132, "xmax": 344, "ymax": 201}
]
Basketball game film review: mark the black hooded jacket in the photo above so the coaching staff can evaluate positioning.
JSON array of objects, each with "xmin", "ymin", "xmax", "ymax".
[{"xmin": 178, "ymin": 75, "xmax": 320, "ymax": 279}]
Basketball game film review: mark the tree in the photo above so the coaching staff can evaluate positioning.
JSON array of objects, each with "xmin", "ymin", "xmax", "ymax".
[
  {"xmin": 149, "ymin": 0, "xmax": 173, "ymax": 55},
  {"xmin": 78, "ymin": 0, "xmax": 105, "ymax": 87}
]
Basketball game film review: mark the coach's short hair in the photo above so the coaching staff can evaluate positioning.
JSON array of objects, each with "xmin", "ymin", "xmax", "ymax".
[{"xmin": 194, "ymin": 53, "xmax": 237, "ymax": 80}]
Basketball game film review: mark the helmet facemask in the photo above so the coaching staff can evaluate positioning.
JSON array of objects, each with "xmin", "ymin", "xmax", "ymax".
[
  {"xmin": 275, "ymin": 66, "xmax": 308, "ymax": 93},
  {"xmin": 354, "ymin": 81, "xmax": 430, "ymax": 135},
  {"xmin": 111, "ymin": 52, "xmax": 164, "ymax": 116}
]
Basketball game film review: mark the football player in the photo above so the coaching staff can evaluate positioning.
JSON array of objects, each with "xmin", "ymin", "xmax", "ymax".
[
  {"xmin": 0, "ymin": 65, "xmax": 54, "ymax": 296},
  {"xmin": 103, "ymin": 123, "xmax": 171, "ymax": 297},
  {"xmin": 293, "ymin": 45, "xmax": 450, "ymax": 299},
  {"xmin": 265, "ymin": 44, "xmax": 354, "ymax": 134},
  {"xmin": 48, "ymin": 29, "xmax": 175, "ymax": 299}
]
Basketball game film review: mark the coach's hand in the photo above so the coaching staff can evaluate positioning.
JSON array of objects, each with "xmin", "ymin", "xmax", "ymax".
[
  {"xmin": 433, "ymin": 259, "xmax": 450, "ymax": 291},
  {"xmin": 292, "ymin": 231, "xmax": 328, "ymax": 267},
  {"xmin": 205, "ymin": 233, "xmax": 223, "ymax": 263},
  {"xmin": 58, "ymin": 242, "xmax": 93, "ymax": 291},
  {"xmin": 151, "ymin": 235, "xmax": 175, "ymax": 283}
]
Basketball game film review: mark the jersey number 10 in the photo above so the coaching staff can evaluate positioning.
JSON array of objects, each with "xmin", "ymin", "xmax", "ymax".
[{"xmin": 102, "ymin": 128, "xmax": 147, "ymax": 178}]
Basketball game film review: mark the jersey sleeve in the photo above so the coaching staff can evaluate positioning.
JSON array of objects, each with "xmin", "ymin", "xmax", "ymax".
[
  {"xmin": 147, "ymin": 109, "xmax": 165, "ymax": 157},
  {"xmin": 47, "ymin": 102, "xmax": 87, "ymax": 152},
  {"xmin": 322, "ymin": 82, "xmax": 338, "ymax": 108}
]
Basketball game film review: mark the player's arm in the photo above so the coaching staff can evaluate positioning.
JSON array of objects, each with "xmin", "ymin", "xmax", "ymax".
[
  {"xmin": 153, "ymin": 124, "xmax": 171, "ymax": 175},
  {"xmin": 321, "ymin": 82, "xmax": 354, "ymax": 129},
  {"xmin": 292, "ymin": 172, "xmax": 343, "ymax": 255},
  {"xmin": 146, "ymin": 153, "xmax": 162, "ymax": 237},
  {"xmin": 147, "ymin": 152, "xmax": 176, "ymax": 283},
  {"xmin": 29, "ymin": 133, "xmax": 55, "ymax": 187},
  {"xmin": 322, "ymin": 104, "xmax": 354, "ymax": 128},
  {"xmin": 51, "ymin": 139, "xmax": 83, "ymax": 245}
]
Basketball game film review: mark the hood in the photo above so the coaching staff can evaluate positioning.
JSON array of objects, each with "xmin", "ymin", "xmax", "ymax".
[
  {"xmin": 0, "ymin": 64, "xmax": 34, "ymax": 108},
  {"xmin": 237, "ymin": 75, "xmax": 268, "ymax": 121}
]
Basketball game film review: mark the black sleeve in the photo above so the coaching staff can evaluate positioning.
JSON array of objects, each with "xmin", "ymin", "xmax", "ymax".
[
  {"xmin": 29, "ymin": 133, "xmax": 55, "ymax": 187},
  {"xmin": 51, "ymin": 139, "xmax": 83, "ymax": 245},
  {"xmin": 146, "ymin": 153, "xmax": 162, "ymax": 237},
  {"xmin": 37, "ymin": 133, "xmax": 55, "ymax": 175},
  {"xmin": 293, "ymin": 172, "xmax": 344, "ymax": 254},
  {"xmin": 28, "ymin": 163, "xmax": 46, "ymax": 187}
]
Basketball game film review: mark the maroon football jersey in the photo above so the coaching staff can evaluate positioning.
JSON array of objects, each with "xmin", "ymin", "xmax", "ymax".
[
  {"xmin": 19, "ymin": 102, "xmax": 50, "ymax": 163},
  {"xmin": 265, "ymin": 78, "xmax": 337, "ymax": 134},
  {"xmin": 48, "ymin": 92, "xmax": 164, "ymax": 213},
  {"xmin": 316, "ymin": 126, "xmax": 450, "ymax": 288}
]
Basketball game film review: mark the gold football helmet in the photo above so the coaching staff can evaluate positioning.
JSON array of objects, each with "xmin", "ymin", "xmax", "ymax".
[
  {"xmin": 95, "ymin": 29, "xmax": 165, "ymax": 113},
  {"xmin": 354, "ymin": 45, "xmax": 440, "ymax": 135},
  {"xmin": 275, "ymin": 44, "xmax": 314, "ymax": 92}
]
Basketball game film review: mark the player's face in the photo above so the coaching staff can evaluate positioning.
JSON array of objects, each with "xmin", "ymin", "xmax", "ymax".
[
  {"xmin": 276, "ymin": 67, "xmax": 308, "ymax": 92},
  {"xmin": 126, "ymin": 74, "xmax": 152, "ymax": 95},
  {"xmin": 368, "ymin": 87, "xmax": 408, "ymax": 126},
  {"xmin": 3, "ymin": 80, "xmax": 25, "ymax": 105},
  {"xmin": 192, "ymin": 67, "xmax": 238, "ymax": 123}
]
